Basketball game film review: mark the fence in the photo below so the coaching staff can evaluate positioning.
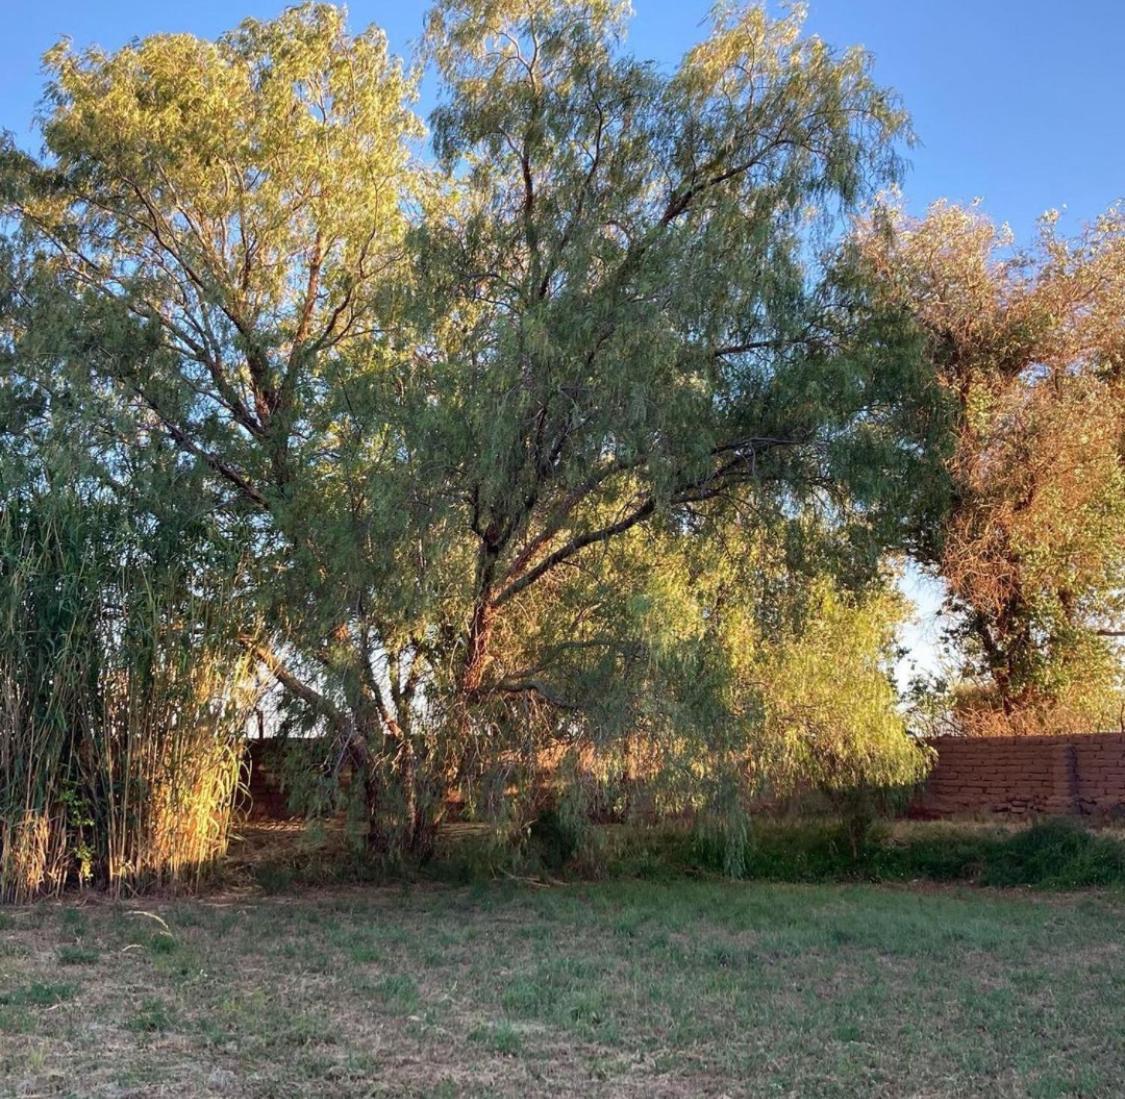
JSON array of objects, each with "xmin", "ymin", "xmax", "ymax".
[
  {"xmin": 243, "ymin": 734, "xmax": 1125, "ymax": 823},
  {"xmin": 910, "ymin": 733, "xmax": 1125, "ymax": 818}
]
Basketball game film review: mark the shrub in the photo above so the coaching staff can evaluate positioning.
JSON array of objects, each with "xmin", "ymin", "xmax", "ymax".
[
  {"xmin": 981, "ymin": 818, "xmax": 1125, "ymax": 889},
  {"xmin": 495, "ymin": 817, "xmax": 1125, "ymax": 890}
]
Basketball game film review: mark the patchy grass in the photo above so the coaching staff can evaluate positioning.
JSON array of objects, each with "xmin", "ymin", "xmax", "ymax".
[
  {"xmin": 56, "ymin": 945, "xmax": 99, "ymax": 967},
  {"xmin": 1, "ymin": 880, "xmax": 1123, "ymax": 1097}
]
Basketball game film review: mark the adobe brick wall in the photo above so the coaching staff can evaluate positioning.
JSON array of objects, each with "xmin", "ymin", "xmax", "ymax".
[
  {"xmin": 241, "ymin": 735, "xmax": 1125, "ymax": 822},
  {"xmin": 910, "ymin": 733, "xmax": 1125, "ymax": 818},
  {"xmin": 240, "ymin": 739, "xmax": 298, "ymax": 820}
]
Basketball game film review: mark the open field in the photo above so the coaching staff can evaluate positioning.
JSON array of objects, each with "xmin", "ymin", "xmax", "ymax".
[{"xmin": 2, "ymin": 879, "xmax": 1123, "ymax": 1098}]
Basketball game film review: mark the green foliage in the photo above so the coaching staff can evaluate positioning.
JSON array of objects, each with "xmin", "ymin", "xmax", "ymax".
[
  {"xmin": 248, "ymin": 814, "xmax": 1125, "ymax": 893},
  {"xmin": 754, "ymin": 577, "xmax": 932, "ymax": 800},
  {"xmin": 526, "ymin": 805, "xmax": 584, "ymax": 874},
  {"xmin": 980, "ymin": 818, "xmax": 1125, "ymax": 889},
  {"xmin": 2, "ymin": 1, "xmax": 943, "ymax": 870},
  {"xmin": 579, "ymin": 818, "xmax": 1125, "ymax": 889}
]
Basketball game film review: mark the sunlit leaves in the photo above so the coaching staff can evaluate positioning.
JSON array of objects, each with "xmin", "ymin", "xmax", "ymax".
[{"xmin": 858, "ymin": 199, "xmax": 1125, "ymax": 733}]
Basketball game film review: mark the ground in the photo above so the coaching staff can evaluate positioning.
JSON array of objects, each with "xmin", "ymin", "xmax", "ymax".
[{"xmin": 1, "ymin": 877, "xmax": 1123, "ymax": 1098}]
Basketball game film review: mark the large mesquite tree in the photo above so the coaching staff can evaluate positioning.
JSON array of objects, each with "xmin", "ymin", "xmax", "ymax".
[
  {"xmin": 4, "ymin": 1, "xmax": 935, "ymax": 856},
  {"xmin": 409, "ymin": 0, "xmax": 934, "ymax": 824}
]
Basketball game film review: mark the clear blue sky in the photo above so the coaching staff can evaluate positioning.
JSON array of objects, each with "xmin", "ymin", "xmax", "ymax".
[
  {"xmin": 3, "ymin": 0, "xmax": 1122, "ymax": 683},
  {"xmin": 4, "ymin": 0, "xmax": 1123, "ymax": 233}
]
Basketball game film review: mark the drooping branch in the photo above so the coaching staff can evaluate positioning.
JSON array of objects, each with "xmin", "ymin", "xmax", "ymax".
[
  {"xmin": 246, "ymin": 639, "xmax": 350, "ymax": 739},
  {"xmin": 490, "ymin": 677, "xmax": 580, "ymax": 710}
]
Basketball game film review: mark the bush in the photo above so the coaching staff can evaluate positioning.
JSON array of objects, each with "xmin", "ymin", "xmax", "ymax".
[
  {"xmin": 234, "ymin": 814, "xmax": 1125, "ymax": 892},
  {"xmin": 981, "ymin": 818, "xmax": 1125, "ymax": 889},
  {"xmin": 478, "ymin": 816, "xmax": 1125, "ymax": 890},
  {"xmin": 527, "ymin": 806, "xmax": 583, "ymax": 874}
]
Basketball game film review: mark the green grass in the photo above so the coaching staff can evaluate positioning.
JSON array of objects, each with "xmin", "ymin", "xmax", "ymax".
[
  {"xmin": 127, "ymin": 998, "xmax": 175, "ymax": 1034},
  {"xmin": 0, "ymin": 982, "xmax": 74, "ymax": 1008},
  {"xmin": 56, "ymin": 945, "xmax": 99, "ymax": 966},
  {"xmin": 1, "ymin": 879, "xmax": 1123, "ymax": 1096}
]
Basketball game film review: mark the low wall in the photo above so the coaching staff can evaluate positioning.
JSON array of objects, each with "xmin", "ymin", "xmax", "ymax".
[
  {"xmin": 242, "ymin": 734, "xmax": 1125, "ymax": 823},
  {"xmin": 241, "ymin": 739, "xmax": 299, "ymax": 820},
  {"xmin": 911, "ymin": 733, "xmax": 1125, "ymax": 818}
]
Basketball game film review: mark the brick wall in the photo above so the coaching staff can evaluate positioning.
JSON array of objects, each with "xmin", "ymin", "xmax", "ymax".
[
  {"xmin": 911, "ymin": 733, "xmax": 1125, "ymax": 818},
  {"xmin": 241, "ymin": 735, "xmax": 1125, "ymax": 822},
  {"xmin": 240, "ymin": 739, "xmax": 298, "ymax": 820}
]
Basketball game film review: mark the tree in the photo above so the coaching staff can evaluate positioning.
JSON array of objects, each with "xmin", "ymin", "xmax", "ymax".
[
  {"xmin": 858, "ymin": 200, "xmax": 1125, "ymax": 733},
  {"xmin": 5, "ymin": 1, "xmax": 933, "ymax": 858},
  {"xmin": 403, "ymin": 0, "xmax": 932, "ymax": 825},
  {"xmin": 4, "ymin": 4, "xmax": 431, "ymax": 851}
]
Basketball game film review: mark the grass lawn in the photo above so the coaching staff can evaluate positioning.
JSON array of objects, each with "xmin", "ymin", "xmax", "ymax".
[{"xmin": 1, "ymin": 879, "xmax": 1123, "ymax": 1098}]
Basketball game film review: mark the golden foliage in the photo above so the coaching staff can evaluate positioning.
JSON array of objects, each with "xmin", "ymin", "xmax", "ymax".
[{"xmin": 859, "ymin": 200, "xmax": 1125, "ymax": 733}]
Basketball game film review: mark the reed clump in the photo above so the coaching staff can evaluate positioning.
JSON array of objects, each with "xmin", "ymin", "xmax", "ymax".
[{"xmin": 0, "ymin": 490, "xmax": 259, "ymax": 903}]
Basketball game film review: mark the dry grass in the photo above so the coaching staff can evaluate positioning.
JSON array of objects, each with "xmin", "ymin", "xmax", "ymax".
[{"xmin": 1, "ymin": 878, "xmax": 1123, "ymax": 1098}]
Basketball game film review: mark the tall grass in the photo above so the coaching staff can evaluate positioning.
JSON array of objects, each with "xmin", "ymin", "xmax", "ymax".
[{"xmin": 0, "ymin": 489, "xmax": 259, "ymax": 902}]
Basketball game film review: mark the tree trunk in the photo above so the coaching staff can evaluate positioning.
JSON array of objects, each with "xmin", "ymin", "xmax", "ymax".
[
  {"xmin": 461, "ymin": 599, "xmax": 496, "ymax": 695},
  {"xmin": 346, "ymin": 714, "xmax": 390, "ymax": 857},
  {"xmin": 363, "ymin": 764, "xmax": 388, "ymax": 856}
]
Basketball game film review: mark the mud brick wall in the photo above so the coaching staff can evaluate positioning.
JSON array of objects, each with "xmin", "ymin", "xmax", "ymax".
[
  {"xmin": 241, "ymin": 739, "xmax": 298, "ymax": 820},
  {"xmin": 911, "ymin": 733, "xmax": 1125, "ymax": 818}
]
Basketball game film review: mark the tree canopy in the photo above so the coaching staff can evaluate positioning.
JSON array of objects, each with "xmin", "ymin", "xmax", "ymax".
[
  {"xmin": 13, "ymin": 1, "xmax": 1119, "ymax": 877},
  {"xmin": 858, "ymin": 200, "xmax": 1125, "ymax": 734}
]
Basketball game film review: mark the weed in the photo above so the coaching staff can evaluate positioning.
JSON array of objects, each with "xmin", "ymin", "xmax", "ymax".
[
  {"xmin": 147, "ymin": 933, "xmax": 177, "ymax": 956},
  {"xmin": 372, "ymin": 974, "xmax": 420, "ymax": 1013},
  {"xmin": 59, "ymin": 908, "xmax": 87, "ymax": 937},
  {"xmin": 0, "ymin": 983, "xmax": 74, "ymax": 1007},
  {"xmin": 57, "ymin": 945, "xmax": 98, "ymax": 966},
  {"xmin": 468, "ymin": 1020, "xmax": 524, "ymax": 1055},
  {"xmin": 254, "ymin": 862, "xmax": 297, "ymax": 894},
  {"xmin": 127, "ymin": 998, "xmax": 173, "ymax": 1033}
]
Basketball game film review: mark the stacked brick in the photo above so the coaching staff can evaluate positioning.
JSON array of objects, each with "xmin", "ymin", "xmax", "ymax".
[
  {"xmin": 241, "ymin": 740, "xmax": 297, "ymax": 820},
  {"xmin": 911, "ymin": 733, "xmax": 1125, "ymax": 818}
]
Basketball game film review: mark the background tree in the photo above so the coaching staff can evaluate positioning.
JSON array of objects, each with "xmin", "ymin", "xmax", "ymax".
[{"xmin": 858, "ymin": 200, "xmax": 1125, "ymax": 734}]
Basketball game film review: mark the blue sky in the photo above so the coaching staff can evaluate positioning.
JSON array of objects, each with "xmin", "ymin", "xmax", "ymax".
[
  {"xmin": 5, "ymin": 0, "xmax": 1123, "ymax": 233},
  {"xmin": 3, "ymin": 0, "xmax": 1123, "ymax": 682}
]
